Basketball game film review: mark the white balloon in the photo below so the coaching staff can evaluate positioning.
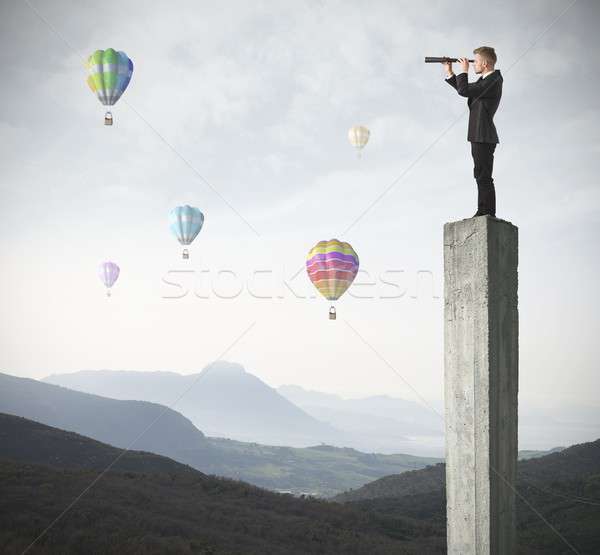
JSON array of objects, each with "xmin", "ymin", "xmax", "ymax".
[{"xmin": 348, "ymin": 125, "xmax": 370, "ymax": 151}]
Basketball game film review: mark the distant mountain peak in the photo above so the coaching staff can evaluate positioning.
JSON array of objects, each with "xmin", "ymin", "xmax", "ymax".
[{"xmin": 202, "ymin": 360, "xmax": 246, "ymax": 376}]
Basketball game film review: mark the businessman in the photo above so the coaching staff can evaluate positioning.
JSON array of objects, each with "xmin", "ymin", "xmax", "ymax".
[{"xmin": 444, "ymin": 46, "xmax": 503, "ymax": 217}]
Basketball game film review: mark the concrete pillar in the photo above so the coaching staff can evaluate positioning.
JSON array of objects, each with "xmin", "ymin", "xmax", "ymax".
[{"xmin": 444, "ymin": 216, "xmax": 519, "ymax": 554}]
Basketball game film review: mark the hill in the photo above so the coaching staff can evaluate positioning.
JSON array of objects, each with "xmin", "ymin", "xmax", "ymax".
[
  {"xmin": 0, "ymin": 372, "xmax": 440, "ymax": 496},
  {"xmin": 278, "ymin": 385, "xmax": 444, "ymax": 455},
  {"xmin": 335, "ymin": 439, "xmax": 600, "ymax": 502},
  {"xmin": 44, "ymin": 363, "xmax": 343, "ymax": 448},
  {"xmin": 0, "ymin": 413, "xmax": 445, "ymax": 554},
  {"xmin": 334, "ymin": 440, "xmax": 600, "ymax": 554},
  {"xmin": 198, "ymin": 439, "xmax": 441, "ymax": 497},
  {"xmin": 0, "ymin": 413, "xmax": 200, "ymax": 475},
  {"xmin": 279, "ymin": 385, "xmax": 600, "ymax": 456},
  {"xmin": 0, "ymin": 372, "xmax": 207, "ymax": 457}
]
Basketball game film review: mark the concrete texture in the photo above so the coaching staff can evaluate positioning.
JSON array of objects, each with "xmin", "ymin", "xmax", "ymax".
[{"xmin": 444, "ymin": 215, "xmax": 519, "ymax": 554}]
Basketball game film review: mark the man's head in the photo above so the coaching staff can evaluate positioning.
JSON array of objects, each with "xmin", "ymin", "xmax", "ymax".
[{"xmin": 473, "ymin": 46, "xmax": 497, "ymax": 74}]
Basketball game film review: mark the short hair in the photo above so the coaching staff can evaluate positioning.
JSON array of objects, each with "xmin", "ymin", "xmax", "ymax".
[{"xmin": 473, "ymin": 46, "xmax": 497, "ymax": 66}]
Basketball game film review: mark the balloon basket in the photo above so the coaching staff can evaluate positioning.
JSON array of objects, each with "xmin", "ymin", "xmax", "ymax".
[
  {"xmin": 106, "ymin": 289, "xmax": 111, "ymax": 297},
  {"xmin": 104, "ymin": 111, "xmax": 113, "ymax": 126},
  {"xmin": 329, "ymin": 306, "xmax": 336, "ymax": 320},
  {"xmin": 182, "ymin": 249, "xmax": 189, "ymax": 260}
]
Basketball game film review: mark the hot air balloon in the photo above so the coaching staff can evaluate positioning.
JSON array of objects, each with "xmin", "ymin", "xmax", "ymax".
[
  {"xmin": 348, "ymin": 125, "xmax": 370, "ymax": 157},
  {"xmin": 86, "ymin": 48, "xmax": 134, "ymax": 125},
  {"xmin": 169, "ymin": 205, "xmax": 204, "ymax": 259},
  {"xmin": 306, "ymin": 239, "xmax": 359, "ymax": 320},
  {"xmin": 98, "ymin": 261, "xmax": 120, "ymax": 297}
]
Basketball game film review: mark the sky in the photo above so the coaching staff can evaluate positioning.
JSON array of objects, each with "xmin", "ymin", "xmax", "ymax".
[{"xmin": 0, "ymin": 0, "xmax": 598, "ymax": 415}]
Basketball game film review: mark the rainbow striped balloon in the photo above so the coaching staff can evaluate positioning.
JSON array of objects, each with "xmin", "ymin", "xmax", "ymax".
[{"xmin": 306, "ymin": 239, "xmax": 359, "ymax": 318}]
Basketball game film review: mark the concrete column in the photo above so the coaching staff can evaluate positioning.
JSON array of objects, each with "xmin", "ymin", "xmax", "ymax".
[{"xmin": 444, "ymin": 216, "xmax": 519, "ymax": 554}]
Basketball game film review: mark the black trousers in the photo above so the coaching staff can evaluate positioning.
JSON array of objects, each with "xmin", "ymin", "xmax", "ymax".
[{"xmin": 471, "ymin": 142, "xmax": 497, "ymax": 215}]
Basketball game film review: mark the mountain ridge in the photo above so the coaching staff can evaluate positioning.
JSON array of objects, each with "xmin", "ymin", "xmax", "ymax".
[
  {"xmin": 0, "ymin": 371, "xmax": 441, "ymax": 496},
  {"xmin": 0, "ymin": 371, "xmax": 207, "ymax": 457},
  {"xmin": 334, "ymin": 437, "xmax": 600, "ymax": 503},
  {"xmin": 44, "ymin": 364, "xmax": 342, "ymax": 448},
  {"xmin": 0, "ymin": 412, "xmax": 442, "ymax": 554}
]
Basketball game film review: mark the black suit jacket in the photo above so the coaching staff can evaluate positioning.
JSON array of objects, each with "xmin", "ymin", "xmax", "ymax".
[{"xmin": 446, "ymin": 70, "xmax": 503, "ymax": 143}]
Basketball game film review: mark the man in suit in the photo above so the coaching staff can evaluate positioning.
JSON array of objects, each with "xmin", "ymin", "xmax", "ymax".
[{"xmin": 444, "ymin": 46, "xmax": 503, "ymax": 217}]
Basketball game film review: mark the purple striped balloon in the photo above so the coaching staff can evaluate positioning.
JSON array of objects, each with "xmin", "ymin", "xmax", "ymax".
[{"xmin": 98, "ymin": 261, "xmax": 120, "ymax": 296}]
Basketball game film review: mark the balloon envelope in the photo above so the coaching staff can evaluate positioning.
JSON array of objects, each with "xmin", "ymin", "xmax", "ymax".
[
  {"xmin": 169, "ymin": 205, "xmax": 204, "ymax": 246},
  {"xmin": 348, "ymin": 125, "xmax": 370, "ymax": 150},
  {"xmin": 306, "ymin": 239, "xmax": 359, "ymax": 301},
  {"xmin": 86, "ymin": 48, "xmax": 133, "ymax": 106},
  {"xmin": 98, "ymin": 261, "xmax": 120, "ymax": 288}
]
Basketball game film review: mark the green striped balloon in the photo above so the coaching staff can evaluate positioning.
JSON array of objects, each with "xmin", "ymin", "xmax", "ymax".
[{"xmin": 86, "ymin": 48, "xmax": 133, "ymax": 124}]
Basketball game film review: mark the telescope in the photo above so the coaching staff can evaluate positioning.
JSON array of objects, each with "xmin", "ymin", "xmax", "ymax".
[{"xmin": 425, "ymin": 56, "xmax": 474, "ymax": 63}]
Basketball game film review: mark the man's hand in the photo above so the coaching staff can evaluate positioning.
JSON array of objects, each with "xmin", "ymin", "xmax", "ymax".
[
  {"xmin": 443, "ymin": 56, "xmax": 454, "ymax": 77},
  {"xmin": 458, "ymin": 57, "xmax": 470, "ymax": 73}
]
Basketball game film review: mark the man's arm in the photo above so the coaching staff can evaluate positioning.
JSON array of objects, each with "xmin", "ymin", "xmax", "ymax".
[
  {"xmin": 455, "ymin": 73, "xmax": 500, "ymax": 99},
  {"xmin": 445, "ymin": 72, "xmax": 458, "ymax": 90},
  {"xmin": 443, "ymin": 58, "xmax": 466, "ymax": 91},
  {"xmin": 444, "ymin": 68, "xmax": 466, "ymax": 89}
]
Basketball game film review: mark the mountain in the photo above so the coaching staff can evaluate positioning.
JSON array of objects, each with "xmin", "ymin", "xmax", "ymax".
[
  {"xmin": 334, "ymin": 463, "xmax": 446, "ymax": 503},
  {"xmin": 278, "ymin": 385, "xmax": 445, "ymax": 455},
  {"xmin": 335, "ymin": 439, "xmax": 600, "ymax": 503},
  {"xmin": 0, "ymin": 412, "xmax": 201, "ymax": 475},
  {"xmin": 5, "ymin": 414, "xmax": 595, "ymax": 554},
  {"xmin": 0, "ymin": 413, "xmax": 446, "ymax": 554},
  {"xmin": 198, "ymin": 440, "xmax": 441, "ymax": 497},
  {"xmin": 43, "ymin": 366, "xmax": 446, "ymax": 455},
  {"xmin": 518, "ymin": 447, "xmax": 565, "ymax": 460},
  {"xmin": 333, "ymin": 439, "xmax": 600, "ymax": 554},
  {"xmin": 0, "ymin": 372, "xmax": 207, "ymax": 458},
  {"xmin": 278, "ymin": 385, "xmax": 600, "ymax": 456},
  {"xmin": 0, "ymin": 372, "xmax": 439, "ymax": 496},
  {"xmin": 44, "ymin": 363, "xmax": 343, "ymax": 448},
  {"xmin": 278, "ymin": 385, "xmax": 445, "ymax": 433}
]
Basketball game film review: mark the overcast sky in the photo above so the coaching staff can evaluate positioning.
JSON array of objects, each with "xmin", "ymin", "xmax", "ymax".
[{"xmin": 0, "ymin": 0, "xmax": 598, "ymax": 412}]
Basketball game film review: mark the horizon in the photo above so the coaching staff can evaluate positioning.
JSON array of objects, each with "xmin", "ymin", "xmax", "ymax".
[
  {"xmin": 29, "ymin": 364, "xmax": 600, "ymax": 454},
  {"xmin": 26, "ymin": 363, "xmax": 600, "ymax": 413},
  {"xmin": 32, "ymin": 362, "xmax": 600, "ymax": 414}
]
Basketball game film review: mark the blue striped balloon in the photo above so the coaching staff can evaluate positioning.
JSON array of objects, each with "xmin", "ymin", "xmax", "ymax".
[{"xmin": 169, "ymin": 205, "xmax": 204, "ymax": 259}]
